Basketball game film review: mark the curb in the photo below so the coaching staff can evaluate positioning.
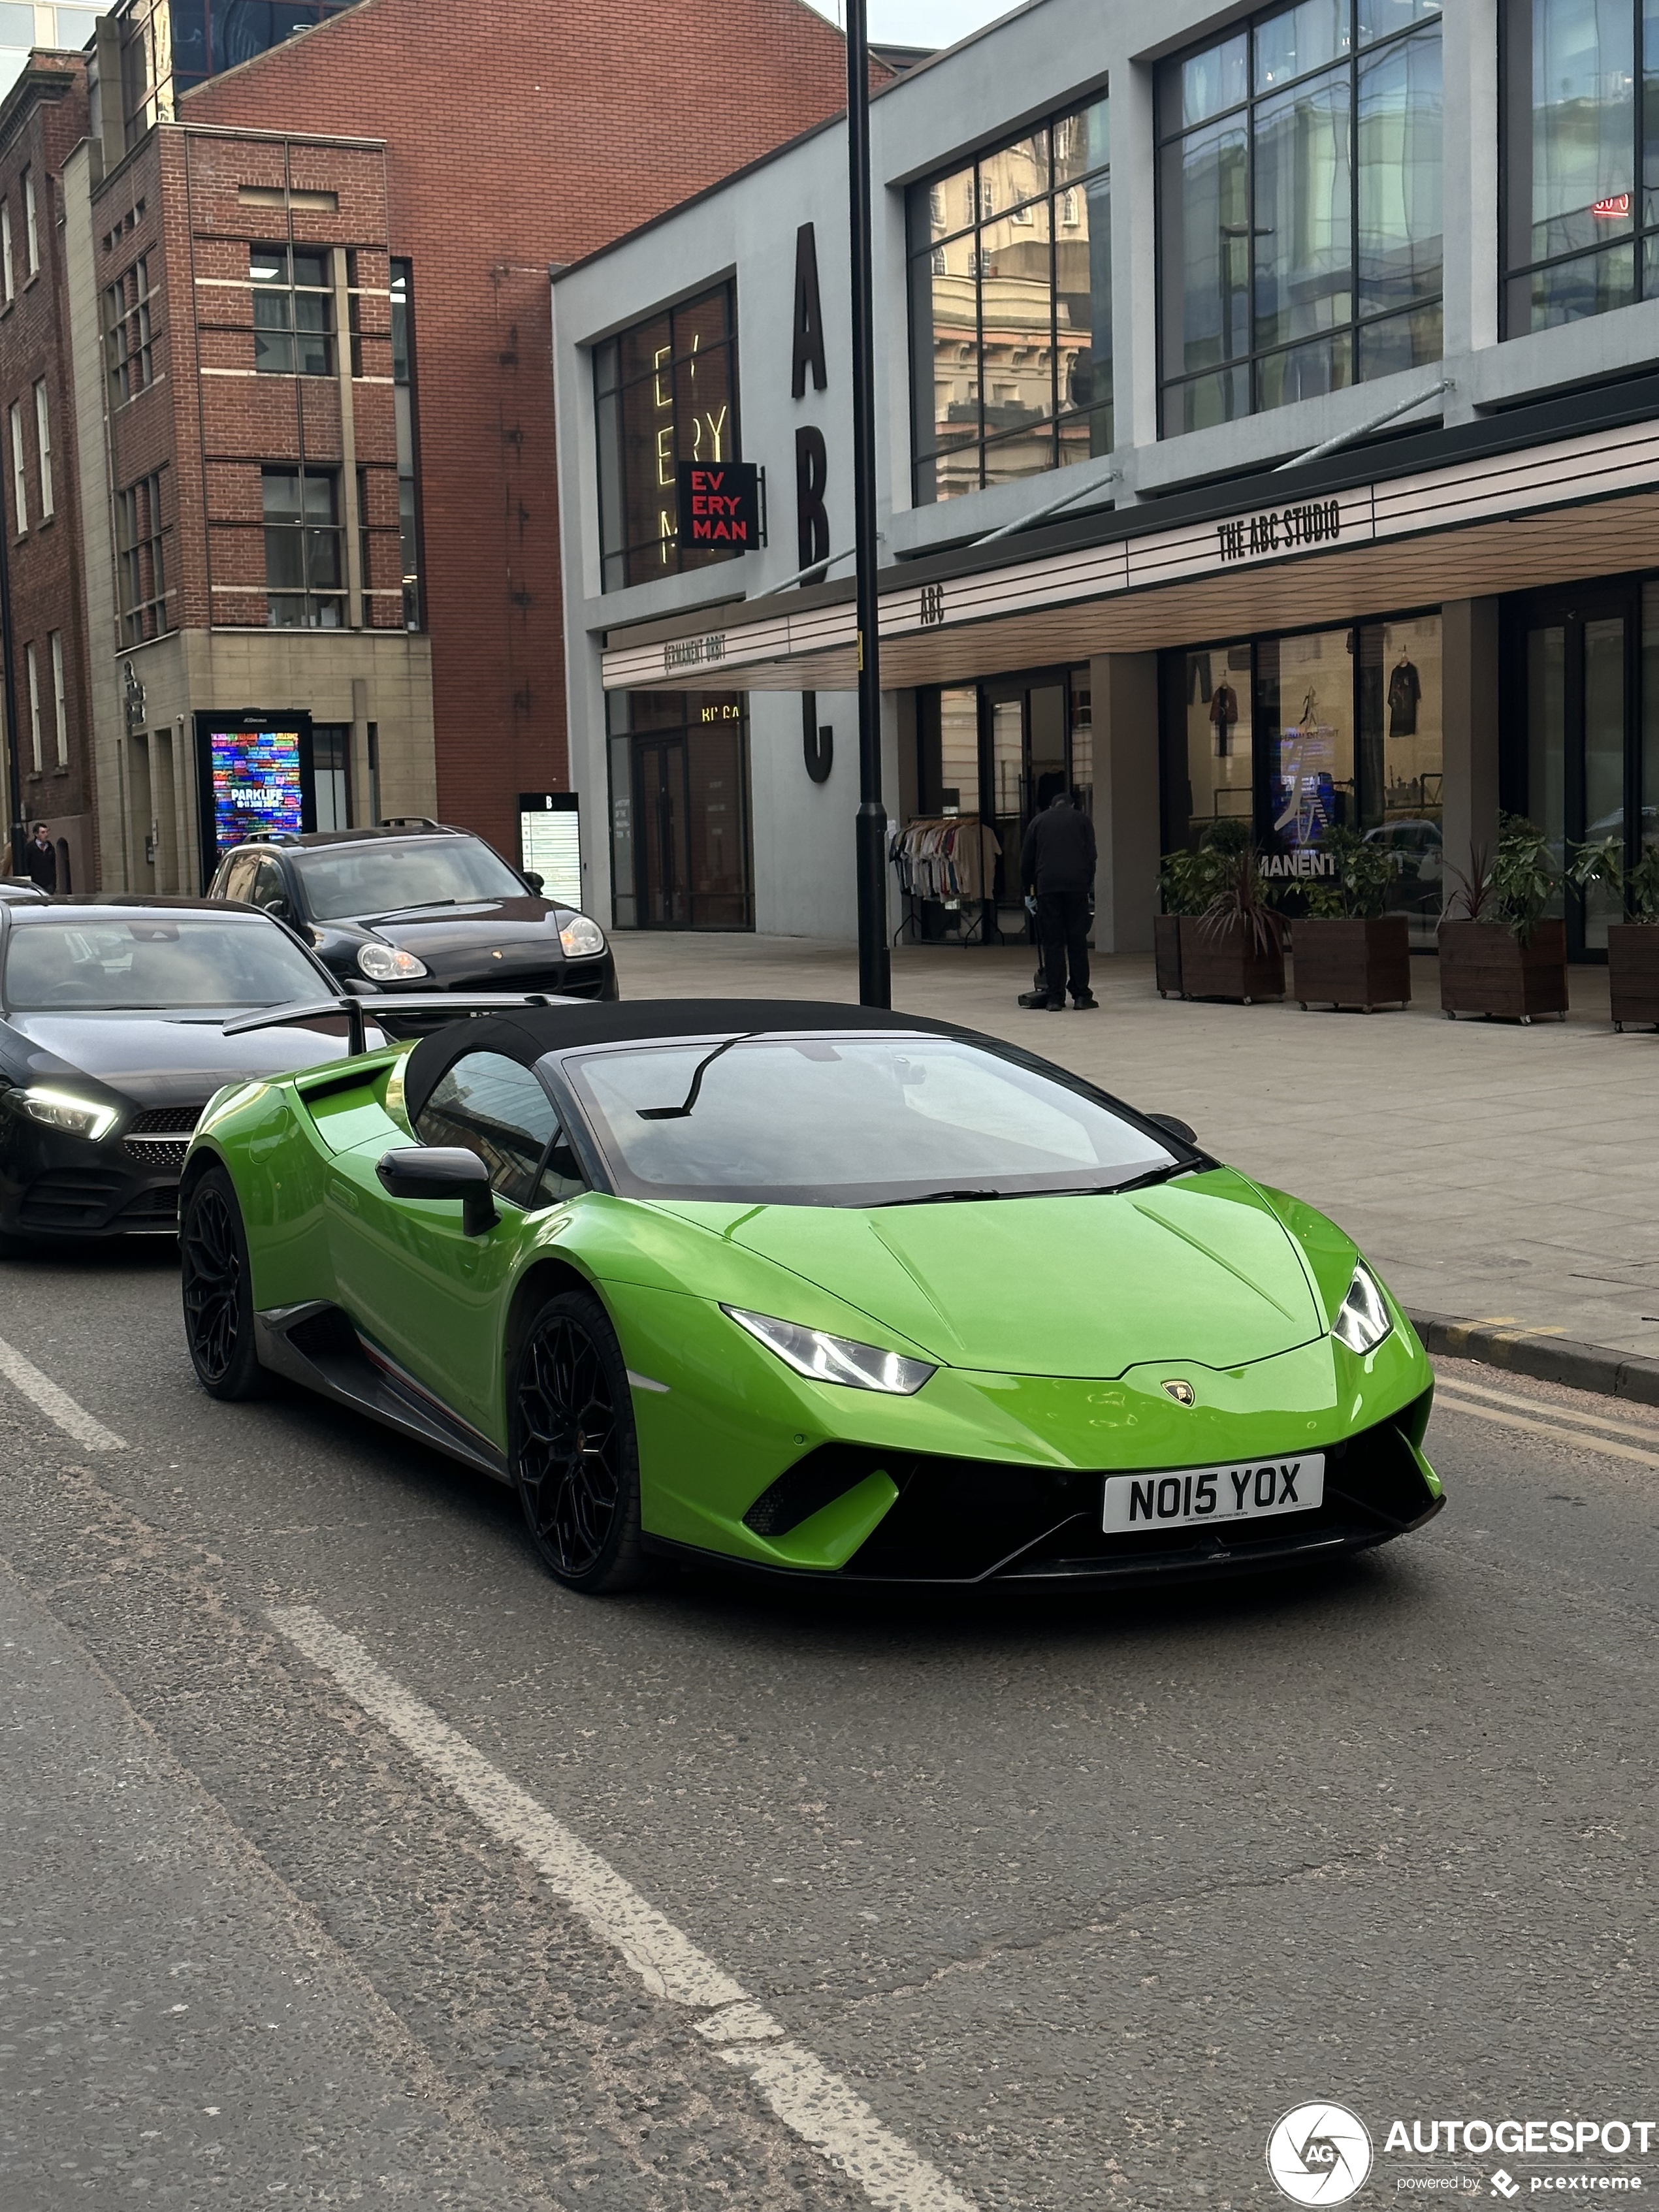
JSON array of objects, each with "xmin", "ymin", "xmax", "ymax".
[{"xmin": 1408, "ymin": 1308, "xmax": 1659, "ymax": 1407}]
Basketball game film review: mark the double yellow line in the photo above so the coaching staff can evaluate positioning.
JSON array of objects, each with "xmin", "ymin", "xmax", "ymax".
[{"xmin": 1432, "ymin": 1371, "xmax": 1659, "ymax": 1470}]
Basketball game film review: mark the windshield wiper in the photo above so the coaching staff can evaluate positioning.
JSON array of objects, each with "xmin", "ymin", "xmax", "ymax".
[
  {"xmin": 637, "ymin": 1031, "xmax": 762, "ymax": 1120},
  {"xmin": 357, "ymin": 899, "xmax": 463, "ymax": 925},
  {"xmin": 874, "ymin": 1164, "xmax": 1194, "ymax": 1208}
]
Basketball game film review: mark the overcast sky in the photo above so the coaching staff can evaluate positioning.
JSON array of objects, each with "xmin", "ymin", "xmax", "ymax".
[{"xmin": 803, "ymin": 0, "xmax": 1017, "ymax": 48}]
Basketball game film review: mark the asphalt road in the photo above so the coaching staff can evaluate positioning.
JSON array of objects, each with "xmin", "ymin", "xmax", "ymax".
[{"xmin": 0, "ymin": 1239, "xmax": 1653, "ymax": 2211}]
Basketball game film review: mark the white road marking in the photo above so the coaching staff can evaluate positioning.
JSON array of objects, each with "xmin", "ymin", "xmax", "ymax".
[
  {"xmin": 1432, "ymin": 1371, "xmax": 1659, "ymax": 1443},
  {"xmin": 0, "ymin": 1334, "xmax": 126, "ymax": 1451},
  {"xmin": 270, "ymin": 1604, "xmax": 978, "ymax": 2212},
  {"xmin": 1433, "ymin": 1388, "xmax": 1659, "ymax": 1470}
]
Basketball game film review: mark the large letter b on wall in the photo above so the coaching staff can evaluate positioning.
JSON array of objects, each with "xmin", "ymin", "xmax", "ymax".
[{"xmin": 795, "ymin": 425, "xmax": 830, "ymax": 573}]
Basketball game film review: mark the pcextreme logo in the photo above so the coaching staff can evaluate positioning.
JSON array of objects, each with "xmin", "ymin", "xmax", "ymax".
[{"xmin": 1267, "ymin": 2102, "xmax": 1376, "ymax": 2204}]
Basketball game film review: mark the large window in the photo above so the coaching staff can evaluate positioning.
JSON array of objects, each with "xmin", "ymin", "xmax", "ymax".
[
  {"xmin": 908, "ymin": 97, "xmax": 1112, "ymax": 504},
  {"xmin": 1158, "ymin": 0, "xmax": 1443, "ymax": 434},
  {"xmin": 262, "ymin": 466, "xmax": 344, "ymax": 628},
  {"xmin": 251, "ymin": 245, "xmax": 333, "ymax": 376},
  {"xmin": 593, "ymin": 283, "xmax": 740, "ymax": 592},
  {"xmin": 1502, "ymin": 0, "xmax": 1659, "ymax": 330},
  {"xmin": 104, "ymin": 255, "xmax": 155, "ymax": 405},
  {"xmin": 116, "ymin": 470, "xmax": 169, "ymax": 643}
]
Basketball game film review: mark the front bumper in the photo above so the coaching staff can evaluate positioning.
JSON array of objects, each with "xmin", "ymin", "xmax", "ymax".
[
  {"xmin": 649, "ymin": 1398, "xmax": 1442, "ymax": 1586},
  {"xmin": 0, "ymin": 1108, "xmax": 198, "ymax": 1237}
]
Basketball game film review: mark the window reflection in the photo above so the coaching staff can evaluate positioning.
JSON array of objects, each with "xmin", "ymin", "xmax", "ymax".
[
  {"xmin": 1503, "ymin": 0, "xmax": 1659, "ymax": 332},
  {"xmin": 909, "ymin": 95, "xmax": 1111, "ymax": 503},
  {"xmin": 1158, "ymin": 0, "xmax": 1442, "ymax": 430}
]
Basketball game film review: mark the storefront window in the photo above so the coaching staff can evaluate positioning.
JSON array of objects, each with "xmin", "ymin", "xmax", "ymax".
[
  {"xmin": 1170, "ymin": 643, "xmax": 1256, "ymax": 842},
  {"xmin": 593, "ymin": 285, "xmax": 741, "ymax": 591},
  {"xmin": 1502, "ymin": 0, "xmax": 1659, "ymax": 333},
  {"xmin": 1157, "ymin": 0, "xmax": 1442, "ymax": 432},
  {"xmin": 1163, "ymin": 614, "xmax": 1443, "ymax": 938},
  {"xmin": 908, "ymin": 96, "xmax": 1112, "ymax": 504},
  {"xmin": 605, "ymin": 691, "xmax": 752, "ymax": 929}
]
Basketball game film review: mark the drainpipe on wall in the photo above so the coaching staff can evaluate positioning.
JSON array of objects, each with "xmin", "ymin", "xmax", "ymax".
[{"xmin": 0, "ymin": 475, "xmax": 20, "ymax": 872}]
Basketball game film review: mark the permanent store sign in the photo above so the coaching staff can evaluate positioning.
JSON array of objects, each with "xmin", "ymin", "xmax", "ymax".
[{"xmin": 604, "ymin": 416, "xmax": 1659, "ymax": 690}]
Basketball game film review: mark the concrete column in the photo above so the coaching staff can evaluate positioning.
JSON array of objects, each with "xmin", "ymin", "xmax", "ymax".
[
  {"xmin": 350, "ymin": 675, "xmax": 372, "ymax": 826},
  {"xmin": 1088, "ymin": 651, "xmax": 1161, "ymax": 953},
  {"xmin": 171, "ymin": 719, "xmax": 193, "ymax": 892},
  {"xmin": 1440, "ymin": 598, "xmax": 1502, "ymax": 889}
]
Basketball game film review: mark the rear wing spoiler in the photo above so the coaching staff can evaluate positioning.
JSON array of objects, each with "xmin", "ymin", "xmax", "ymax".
[{"xmin": 223, "ymin": 991, "xmax": 572, "ymax": 1056}]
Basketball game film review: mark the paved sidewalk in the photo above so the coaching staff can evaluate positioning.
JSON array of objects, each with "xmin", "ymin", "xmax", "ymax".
[{"xmin": 610, "ymin": 932, "xmax": 1659, "ymax": 1363}]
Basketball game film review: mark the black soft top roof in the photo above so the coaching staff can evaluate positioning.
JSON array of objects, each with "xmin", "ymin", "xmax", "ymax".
[{"xmin": 402, "ymin": 998, "xmax": 961, "ymax": 1127}]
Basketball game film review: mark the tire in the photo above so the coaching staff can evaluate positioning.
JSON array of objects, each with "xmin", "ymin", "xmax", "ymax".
[
  {"xmin": 180, "ymin": 1166, "xmax": 268, "ymax": 1401},
  {"xmin": 510, "ymin": 1289, "xmax": 647, "ymax": 1594}
]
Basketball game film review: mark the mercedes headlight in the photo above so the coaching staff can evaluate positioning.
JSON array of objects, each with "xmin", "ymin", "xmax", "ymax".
[
  {"xmin": 357, "ymin": 942, "xmax": 428, "ymax": 982},
  {"xmin": 16, "ymin": 1086, "xmax": 120, "ymax": 1140},
  {"xmin": 724, "ymin": 1306, "xmax": 936, "ymax": 1395},
  {"xmin": 1332, "ymin": 1263, "xmax": 1393, "ymax": 1355},
  {"xmin": 559, "ymin": 913, "xmax": 606, "ymax": 957}
]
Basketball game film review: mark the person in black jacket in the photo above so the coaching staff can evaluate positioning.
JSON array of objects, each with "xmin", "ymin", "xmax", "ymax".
[
  {"xmin": 1020, "ymin": 791, "xmax": 1097, "ymax": 1010},
  {"xmin": 22, "ymin": 824, "xmax": 56, "ymax": 894}
]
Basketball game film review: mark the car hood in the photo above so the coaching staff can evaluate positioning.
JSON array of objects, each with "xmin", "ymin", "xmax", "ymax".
[
  {"xmin": 700, "ymin": 1170, "xmax": 1329, "ymax": 1377},
  {"xmin": 354, "ymin": 900, "xmax": 564, "ymax": 954},
  {"xmin": 4, "ymin": 1010, "xmax": 361, "ymax": 1108}
]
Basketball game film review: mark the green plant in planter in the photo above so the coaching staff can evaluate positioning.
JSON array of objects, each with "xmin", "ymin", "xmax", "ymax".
[
  {"xmin": 1198, "ymin": 842, "xmax": 1285, "ymax": 955},
  {"xmin": 1304, "ymin": 825, "xmax": 1400, "ymax": 920},
  {"xmin": 1449, "ymin": 816, "xmax": 1559, "ymax": 940},
  {"xmin": 1570, "ymin": 836, "xmax": 1659, "ymax": 921},
  {"xmin": 1159, "ymin": 823, "xmax": 1246, "ymax": 916}
]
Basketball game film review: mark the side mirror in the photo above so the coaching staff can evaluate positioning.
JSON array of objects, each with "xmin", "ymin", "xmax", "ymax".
[
  {"xmin": 1148, "ymin": 1112, "xmax": 1198, "ymax": 1147},
  {"xmin": 376, "ymin": 1146, "xmax": 498, "ymax": 1236},
  {"xmin": 522, "ymin": 871, "xmax": 545, "ymax": 895},
  {"xmin": 264, "ymin": 896, "xmax": 289, "ymax": 919}
]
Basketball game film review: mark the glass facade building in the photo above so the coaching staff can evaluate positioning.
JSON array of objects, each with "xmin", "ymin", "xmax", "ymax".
[{"xmin": 1157, "ymin": 0, "xmax": 1443, "ymax": 430}]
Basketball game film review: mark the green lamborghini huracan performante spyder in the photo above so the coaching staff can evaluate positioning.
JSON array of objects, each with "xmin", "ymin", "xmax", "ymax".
[{"xmin": 178, "ymin": 999, "xmax": 1442, "ymax": 1594}]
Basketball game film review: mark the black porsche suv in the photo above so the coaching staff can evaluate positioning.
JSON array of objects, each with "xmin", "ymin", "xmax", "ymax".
[{"xmin": 207, "ymin": 822, "xmax": 618, "ymax": 1001}]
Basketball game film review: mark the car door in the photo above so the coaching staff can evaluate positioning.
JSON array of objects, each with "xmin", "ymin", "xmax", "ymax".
[{"xmin": 326, "ymin": 1048, "xmax": 581, "ymax": 1443}]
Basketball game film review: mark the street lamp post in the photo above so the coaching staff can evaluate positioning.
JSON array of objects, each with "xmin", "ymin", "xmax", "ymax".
[{"xmin": 845, "ymin": 0, "xmax": 891, "ymax": 1008}]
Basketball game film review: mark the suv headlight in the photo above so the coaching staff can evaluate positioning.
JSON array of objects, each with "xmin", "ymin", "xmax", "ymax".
[
  {"xmin": 1332, "ymin": 1263, "xmax": 1393, "ymax": 1355},
  {"xmin": 16, "ymin": 1085, "xmax": 120, "ymax": 1140},
  {"xmin": 357, "ymin": 942, "xmax": 428, "ymax": 982},
  {"xmin": 559, "ymin": 913, "xmax": 606, "ymax": 957},
  {"xmin": 724, "ymin": 1306, "xmax": 935, "ymax": 1395}
]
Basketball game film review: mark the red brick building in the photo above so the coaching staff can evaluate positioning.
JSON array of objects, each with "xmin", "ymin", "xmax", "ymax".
[{"xmin": 0, "ymin": 0, "xmax": 860, "ymax": 889}]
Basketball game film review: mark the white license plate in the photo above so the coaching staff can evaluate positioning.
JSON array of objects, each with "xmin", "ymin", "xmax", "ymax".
[{"xmin": 1102, "ymin": 1454, "xmax": 1325, "ymax": 1534}]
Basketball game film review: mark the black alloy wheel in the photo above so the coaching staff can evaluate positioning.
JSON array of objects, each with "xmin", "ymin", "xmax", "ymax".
[
  {"xmin": 180, "ymin": 1167, "xmax": 266, "ymax": 1401},
  {"xmin": 511, "ymin": 1290, "xmax": 647, "ymax": 1593}
]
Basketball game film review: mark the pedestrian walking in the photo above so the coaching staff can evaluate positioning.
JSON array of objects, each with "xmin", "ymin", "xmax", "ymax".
[
  {"xmin": 1020, "ymin": 790, "xmax": 1097, "ymax": 1010},
  {"xmin": 22, "ymin": 822, "xmax": 56, "ymax": 894}
]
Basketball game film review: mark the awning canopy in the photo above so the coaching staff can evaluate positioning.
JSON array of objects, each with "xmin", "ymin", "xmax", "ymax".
[{"xmin": 600, "ymin": 408, "xmax": 1659, "ymax": 696}]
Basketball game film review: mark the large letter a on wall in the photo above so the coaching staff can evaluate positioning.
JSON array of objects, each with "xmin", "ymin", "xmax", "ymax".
[{"xmin": 792, "ymin": 222, "xmax": 828, "ymax": 398}]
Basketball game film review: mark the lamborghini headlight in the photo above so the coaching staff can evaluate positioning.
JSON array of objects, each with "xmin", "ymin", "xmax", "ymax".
[
  {"xmin": 357, "ymin": 942, "xmax": 428, "ymax": 982},
  {"xmin": 724, "ymin": 1306, "xmax": 936, "ymax": 1395},
  {"xmin": 16, "ymin": 1085, "xmax": 120, "ymax": 1140},
  {"xmin": 1332, "ymin": 1263, "xmax": 1393, "ymax": 1355},
  {"xmin": 559, "ymin": 913, "xmax": 606, "ymax": 957}
]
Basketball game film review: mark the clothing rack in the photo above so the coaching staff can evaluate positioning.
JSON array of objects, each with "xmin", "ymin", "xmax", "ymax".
[{"xmin": 889, "ymin": 814, "xmax": 1001, "ymax": 946}]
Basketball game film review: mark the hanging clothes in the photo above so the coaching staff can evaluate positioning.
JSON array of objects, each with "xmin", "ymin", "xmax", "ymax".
[
  {"xmin": 890, "ymin": 816, "xmax": 1002, "ymax": 904},
  {"xmin": 1209, "ymin": 681, "xmax": 1238, "ymax": 757},
  {"xmin": 1388, "ymin": 658, "xmax": 1422, "ymax": 737}
]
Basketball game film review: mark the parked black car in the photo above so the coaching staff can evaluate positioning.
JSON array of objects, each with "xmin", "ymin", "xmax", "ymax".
[
  {"xmin": 206, "ymin": 822, "xmax": 618, "ymax": 1001},
  {"xmin": 0, "ymin": 897, "xmax": 372, "ymax": 1246}
]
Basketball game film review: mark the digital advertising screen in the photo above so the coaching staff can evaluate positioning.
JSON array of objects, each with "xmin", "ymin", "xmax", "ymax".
[{"xmin": 196, "ymin": 714, "xmax": 312, "ymax": 871}]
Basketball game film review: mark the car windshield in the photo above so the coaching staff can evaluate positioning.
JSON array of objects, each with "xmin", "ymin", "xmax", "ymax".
[
  {"xmin": 3, "ymin": 914, "xmax": 326, "ymax": 1010},
  {"xmin": 292, "ymin": 837, "xmax": 525, "ymax": 921},
  {"xmin": 560, "ymin": 1033, "xmax": 1178, "ymax": 1207}
]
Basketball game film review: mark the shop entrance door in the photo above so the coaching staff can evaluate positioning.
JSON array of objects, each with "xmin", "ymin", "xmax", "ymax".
[
  {"xmin": 635, "ymin": 738, "xmax": 690, "ymax": 928},
  {"xmin": 982, "ymin": 677, "xmax": 1072, "ymax": 937},
  {"xmin": 1517, "ymin": 587, "xmax": 1636, "ymax": 956}
]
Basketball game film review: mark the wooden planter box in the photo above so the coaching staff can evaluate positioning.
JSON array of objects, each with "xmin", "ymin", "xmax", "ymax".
[
  {"xmin": 1154, "ymin": 912, "xmax": 1185, "ymax": 998},
  {"xmin": 1438, "ymin": 918, "xmax": 1568, "ymax": 1021},
  {"xmin": 1177, "ymin": 915, "xmax": 1285, "ymax": 1004},
  {"xmin": 1292, "ymin": 915, "xmax": 1411, "ymax": 1012},
  {"xmin": 1607, "ymin": 922, "xmax": 1659, "ymax": 1029}
]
